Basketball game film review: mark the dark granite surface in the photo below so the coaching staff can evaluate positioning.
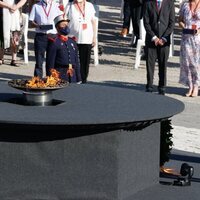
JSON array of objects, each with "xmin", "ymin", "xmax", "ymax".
[
  {"xmin": 131, "ymin": 149, "xmax": 200, "ymax": 200},
  {"xmin": 0, "ymin": 82, "xmax": 184, "ymax": 125}
]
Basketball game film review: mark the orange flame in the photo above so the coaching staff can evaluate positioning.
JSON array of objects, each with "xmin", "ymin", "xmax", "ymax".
[{"xmin": 26, "ymin": 69, "xmax": 61, "ymax": 88}]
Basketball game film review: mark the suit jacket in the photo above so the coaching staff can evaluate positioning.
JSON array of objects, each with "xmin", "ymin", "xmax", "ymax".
[{"xmin": 143, "ymin": 0, "xmax": 175, "ymax": 47}]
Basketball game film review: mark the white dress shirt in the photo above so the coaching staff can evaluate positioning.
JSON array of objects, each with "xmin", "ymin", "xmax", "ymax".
[
  {"xmin": 65, "ymin": 1, "xmax": 96, "ymax": 44},
  {"xmin": 29, "ymin": 0, "xmax": 62, "ymax": 34}
]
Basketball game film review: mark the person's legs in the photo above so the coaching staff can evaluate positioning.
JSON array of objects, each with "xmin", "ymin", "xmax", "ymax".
[
  {"xmin": 78, "ymin": 44, "xmax": 92, "ymax": 83},
  {"xmin": 120, "ymin": 0, "xmax": 131, "ymax": 37},
  {"xmin": 145, "ymin": 47, "xmax": 157, "ymax": 92},
  {"xmin": 133, "ymin": 8, "xmax": 141, "ymax": 39},
  {"xmin": 0, "ymin": 48, "xmax": 4, "ymax": 65},
  {"xmin": 34, "ymin": 34, "xmax": 48, "ymax": 78},
  {"xmin": 0, "ymin": 12, "xmax": 4, "ymax": 65},
  {"xmin": 191, "ymin": 84, "xmax": 199, "ymax": 97},
  {"xmin": 129, "ymin": 1, "xmax": 142, "ymax": 46},
  {"xmin": 10, "ymin": 31, "xmax": 20, "ymax": 66},
  {"xmin": 123, "ymin": 0, "xmax": 130, "ymax": 29},
  {"xmin": 157, "ymin": 46, "xmax": 169, "ymax": 94}
]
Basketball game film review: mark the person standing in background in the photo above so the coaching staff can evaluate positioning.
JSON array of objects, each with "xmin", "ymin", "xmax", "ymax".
[
  {"xmin": 179, "ymin": 0, "xmax": 200, "ymax": 97},
  {"xmin": 143, "ymin": 0, "xmax": 175, "ymax": 95},
  {"xmin": 65, "ymin": 0, "xmax": 96, "ymax": 84},
  {"xmin": 1, "ymin": 0, "xmax": 27, "ymax": 66},
  {"xmin": 46, "ymin": 14, "xmax": 81, "ymax": 82},
  {"xmin": 0, "ymin": 0, "xmax": 14, "ymax": 65},
  {"xmin": 29, "ymin": 0, "xmax": 62, "ymax": 78}
]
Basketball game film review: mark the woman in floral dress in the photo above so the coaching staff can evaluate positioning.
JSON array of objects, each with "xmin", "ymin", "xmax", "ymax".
[{"xmin": 179, "ymin": 0, "xmax": 200, "ymax": 97}]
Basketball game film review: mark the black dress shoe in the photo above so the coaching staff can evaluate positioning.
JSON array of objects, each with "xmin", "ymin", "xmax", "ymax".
[
  {"xmin": 81, "ymin": 80, "xmax": 87, "ymax": 84},
  {"xmin": 158, "ymin": 88, "xmax": 165, "ymax": 95},
  {"xmin": 146, "ymin": 87, "xmax": 153, "ymax": 93},
  {"xmin": 10, "ymin": 60, "xmax": 19, "ymax": 67}
]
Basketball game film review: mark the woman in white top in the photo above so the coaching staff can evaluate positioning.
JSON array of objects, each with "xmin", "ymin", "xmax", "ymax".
[
  {"xmin": 1, "ymin": 0, "xmax": 26, "ymax": 66},
  {"xmin": 65, "ymin": 0, "xmax": 96, "ymax": 83},
  {"xmin": 0, "ymin": 0, "xmax": 14, "ymax": 65}
]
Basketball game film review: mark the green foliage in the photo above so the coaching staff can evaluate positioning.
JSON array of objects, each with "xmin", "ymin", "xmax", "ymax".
[{"xmin": 160, "ymin": 119, "xmax": 173, "ymax": 167}]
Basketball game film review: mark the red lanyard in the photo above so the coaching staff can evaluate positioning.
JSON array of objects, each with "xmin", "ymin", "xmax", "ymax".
[
  {"xmin": 76, "ymin": 2, "xmax": 85, "ymax": 19},
  {"xmin": 42, "ymin": 0, "xmax": 53, "ymax": 18}
]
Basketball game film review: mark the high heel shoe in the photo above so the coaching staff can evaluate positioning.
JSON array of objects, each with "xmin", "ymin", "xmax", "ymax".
[
  {"xmin": 185, "ymin": 88, "xmax": 193, "ymax": 97},
  {"xmin": 191, "ymin": 86, "xmax": 199, "ymax": 97},
  {"xmin": 0, "ymin": 59, "xmax": 4, "ymax": 65}
]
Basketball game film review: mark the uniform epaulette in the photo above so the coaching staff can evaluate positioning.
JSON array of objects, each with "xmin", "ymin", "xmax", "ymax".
[
  {"xmin": 70, "ymin": 36, "xmax": 77, "ymax": 42},
  {"xmin": 48, "ymin": 37, "xmax": 56, "ymax": 42}
]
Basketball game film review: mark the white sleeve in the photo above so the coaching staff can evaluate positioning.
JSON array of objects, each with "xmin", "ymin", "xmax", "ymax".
[
  {"xmin": 29, "ymin": 4, "xmax": 36, "ymax": 22},
  {"xmin": 54, "ymin": 1, "xmax": 64, "ymax": 15},
  {"xmin": 89, "ymin": 3, "xmax": 96, "ymax": 20},
  {"xmin": 64, "ymin": 2, "xmax": 71, "ymax": 18},
  {"xmin": 62, "ymin": 0, "xmax": 69, "ymax": 8}
]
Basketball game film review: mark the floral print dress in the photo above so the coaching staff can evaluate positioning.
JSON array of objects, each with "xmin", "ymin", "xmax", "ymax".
[{"xmin": 179, "ymin": 2, "xmax": 200, "ymax": 87}]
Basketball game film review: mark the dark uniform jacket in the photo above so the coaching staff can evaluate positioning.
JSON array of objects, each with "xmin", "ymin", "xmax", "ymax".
[
  {"xmin": 46, "ymin": 35, "xmax": 81, "ymax": 83},
  {"xmin": 143, "ymin": 0, "xmax": 175, "ymax": 47}
]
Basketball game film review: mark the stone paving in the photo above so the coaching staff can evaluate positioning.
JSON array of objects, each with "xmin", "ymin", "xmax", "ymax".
[{"xmin": 0, "ymin": 0, "xmax": 200, "ymax": 154}]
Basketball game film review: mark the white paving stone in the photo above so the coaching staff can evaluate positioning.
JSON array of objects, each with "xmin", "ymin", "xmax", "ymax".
[{"xmin": 172, "ymin": 126, "xmax": 200, "ymax": 154}]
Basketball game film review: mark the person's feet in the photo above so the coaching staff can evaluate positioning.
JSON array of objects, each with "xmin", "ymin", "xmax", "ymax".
[
  {"xmin": 185, "ymin": 88, "xmax": 193, "ymax": 97},
  {"xmin": 0, "ymin": 59, "xmax": 3, "ymax": 65},
  {"xmin": 158, "ymin": 87, "xmax": 165, "ymax": 95},
  {"xmin": 191, "ymin": 85, "xmax": 199, "ymax": 97},
  {"xmin": 10, "ymin": 60, "xmax": 19, "ymax": 67},
  {"xmin": 146, "ymin": 87, "xmax": 153, "ymax": 93},
  {"xmin": 120, "ymin": 28, "xmax": 128, "ymax": 37}
]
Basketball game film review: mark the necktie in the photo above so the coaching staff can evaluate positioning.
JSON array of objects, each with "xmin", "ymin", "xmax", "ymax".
[{"xmin": 157, "ymin": 0, "xmax": 161, "ymax": 9}]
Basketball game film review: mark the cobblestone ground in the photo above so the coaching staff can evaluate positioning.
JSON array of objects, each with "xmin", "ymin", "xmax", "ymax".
[{"xmin": 0, "ymin": 0, "xmax": 199, "ymax": 153}]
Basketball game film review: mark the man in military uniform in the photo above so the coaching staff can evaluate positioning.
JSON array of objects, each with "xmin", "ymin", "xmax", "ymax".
[{"xmin": 46, "ymin": 14, "xmax": 81, "ymax": 83}]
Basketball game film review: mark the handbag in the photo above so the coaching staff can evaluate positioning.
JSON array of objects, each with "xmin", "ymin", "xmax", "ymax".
[{"xmin": 182, "ymin": 28, "xmax": 197, "ymax": 34}]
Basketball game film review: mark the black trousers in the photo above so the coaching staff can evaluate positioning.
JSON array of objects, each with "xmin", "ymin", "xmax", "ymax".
[
  {"xmin": 145, "ymin": 46, "xmax": 170, "ymax": 89},
  {"xmin": 77, "ymin": 44, "xmax": 92, "ymax": 83},
  {"xmin": 129, "ymin": 1, "xmax": 143, "ymax": 40},
  {"xmin": 123, "ymin": 0, "xmax": 131, "ymax": 29},
  {"xmin": 34, "ymin": 33, "xmax": 49, "ymax": 78}
]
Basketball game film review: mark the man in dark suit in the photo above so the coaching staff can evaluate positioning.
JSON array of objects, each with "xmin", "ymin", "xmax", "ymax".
[{"xmin": 143, "ymin": 0, "xmax": 175, "ymax": 95}]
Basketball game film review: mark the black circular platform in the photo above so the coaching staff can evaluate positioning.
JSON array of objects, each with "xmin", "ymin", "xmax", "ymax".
[
  {"xmin": 0, "ymin": 82, "xmax": 185, "ymax": 141},
  {"xmin": 0, "ymin": 82, "xmax": 186, "ymax": 199},
  {"xmin": 0, "ymin": 82, "xmax": 184, "ymax": 126}
]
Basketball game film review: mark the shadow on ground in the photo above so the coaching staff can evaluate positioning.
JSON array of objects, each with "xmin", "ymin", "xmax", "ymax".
[
  {"xmin": 89, "ymin": 80, "xmax": 187, "ymax": 96},
  {"xmin": 0, "ymin": 72, "xmax": 31, "ymax": 81}
]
